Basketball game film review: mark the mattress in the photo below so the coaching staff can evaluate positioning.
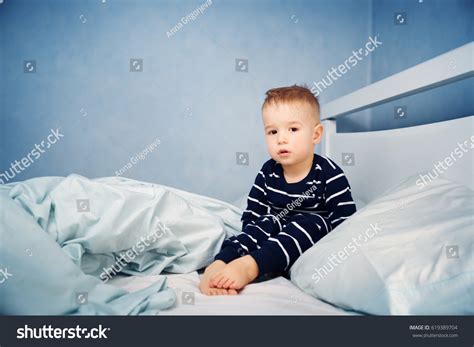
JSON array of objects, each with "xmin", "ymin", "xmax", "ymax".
[{"xmin": 109, "ymin": 272, "xmax": 358, "ymax": 315}]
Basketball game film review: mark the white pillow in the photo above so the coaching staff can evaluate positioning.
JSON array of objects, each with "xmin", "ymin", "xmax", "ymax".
[
  {"xmin": 353, "ymin": 196, "xmax": 367, "ymax": 210},
  {"xmin": 290, "ymin": 174, "xmax": 474, "ymax": 315}
]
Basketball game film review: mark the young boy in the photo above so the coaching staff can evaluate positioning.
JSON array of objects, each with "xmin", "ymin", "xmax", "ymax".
[{"xmin": 199, "ymin": 85, "xmax": 356, "ymax": 296}]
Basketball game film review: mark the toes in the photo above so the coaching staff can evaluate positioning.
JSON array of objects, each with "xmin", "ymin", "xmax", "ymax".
[
  {"xmin": 209, "ymin": 288, "xmax": 228, "ymax": 296},
  {"xmin": 202, "ymin": 287, "xmax": 238, "ymax": 296},
  {"xmin": 210, "ymin": 274, "xmax": 223, "ymax": 287},
  {"xmin": 198, "ymin": 284, "xmax": 209, "ymax": 295},
  {"xmin": 222, "ymin": 278, "xmax": 234, "ymax": 289},
  {"xmin": 216, "ymin": 275, "xmax": 229, "ymax": 288},
  {"xmin": 228, "ymin": 289, "xmax": 238, "ymax": 295},
  {"xmin": 229, "ymin": 281, "xmax": 242, "ymax": 290}
]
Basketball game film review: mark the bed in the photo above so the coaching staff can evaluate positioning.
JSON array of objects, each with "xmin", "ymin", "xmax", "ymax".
[
  {"xmin": 1, "ymin": 43, "xmax": 472, "ymax": 316},
  {"xmin": 108, "ymin": 42, "xmax": 473, "ymax": 315},
  {"xmin": 109, "ymin": 273, "xmax": 356, "ymax": 315}
]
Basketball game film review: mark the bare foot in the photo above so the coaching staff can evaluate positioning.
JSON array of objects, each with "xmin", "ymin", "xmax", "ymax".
[
  {"xmin": 210, "ymin": 255, "xmax": 259, "ymax": 290},
  {"xmin": 199, "ymin": 260, "xmax": 238, "ymax": 296}
]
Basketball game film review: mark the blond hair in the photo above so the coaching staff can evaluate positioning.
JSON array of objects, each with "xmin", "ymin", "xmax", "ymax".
[{"xmin": 262, "ymin": 85, "xmax": 320, "ymax": 122}]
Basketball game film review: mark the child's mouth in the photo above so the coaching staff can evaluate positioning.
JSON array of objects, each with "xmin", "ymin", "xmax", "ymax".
[{"xmin": 278, "ymin": 150, "xmax": 290, "ymax": 156}]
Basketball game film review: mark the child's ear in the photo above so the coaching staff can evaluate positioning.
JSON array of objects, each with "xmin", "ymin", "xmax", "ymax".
[{"xmin": 313, "ymin": 123, "xmax": 324, "ymax": 144}]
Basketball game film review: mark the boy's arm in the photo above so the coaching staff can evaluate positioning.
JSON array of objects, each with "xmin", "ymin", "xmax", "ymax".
[
  {"xmin": 214, "ymin": 167, "xmax": 270, "ymax": 264},
  {"xmin": 323, "ymin": 159, "xmax": 357, "ymax": 230},
  {"xmin": 240, "ymin": 168, "xmax": 271, "ymax": 229},
  {"xmin": 247, "ymin": 161, "xmax": 356, "ymax": 276}
]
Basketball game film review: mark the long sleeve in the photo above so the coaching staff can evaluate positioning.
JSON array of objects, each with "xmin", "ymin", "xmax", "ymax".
[
  {"xmin": 214, "ymin": 165, "xmax": 272, "ymax": 263},
  {"xmin": 322, "ymin": 157, "xmax": 357, "ymax": 229},
  {"xmin": 215, "ymin": 155, "xmax": 357, "ymax": 272},
  {"xmin": 248, "ymin": 157, "xmax": 357, "ymax": 275},
  {"xmin": 240, "ymin": 168, "xmax": 271, "ymax": 229}
]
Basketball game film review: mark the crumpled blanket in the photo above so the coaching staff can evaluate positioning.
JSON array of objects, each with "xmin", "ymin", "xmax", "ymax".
[{"xmin": 0, "ymin": 175, "xmax": 242, "ymax": 314}]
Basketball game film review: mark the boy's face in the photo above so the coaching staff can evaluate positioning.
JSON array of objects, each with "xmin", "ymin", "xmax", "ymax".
[{"xmin": 262, "ymin": 101, "xmax": 323, "ymax": 166}]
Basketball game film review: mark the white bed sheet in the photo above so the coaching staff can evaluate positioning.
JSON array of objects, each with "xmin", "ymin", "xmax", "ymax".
[{"xmin": 109, "ymin": 272, "xmax": 358, "ymax": 315}]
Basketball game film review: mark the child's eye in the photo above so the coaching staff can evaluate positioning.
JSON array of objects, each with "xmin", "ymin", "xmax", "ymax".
[
  {"xmin": 267, "ymin": 130, "xmax": 277, "ymax": 135},
  {"xmin": 290, "ymin": 127, "xmax": 299, "ymax": 132}
]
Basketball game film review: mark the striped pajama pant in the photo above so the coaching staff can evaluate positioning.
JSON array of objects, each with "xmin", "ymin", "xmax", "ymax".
[{"xmin": 218, "ymin": 212, "xmax": 331, "ymax": 276}]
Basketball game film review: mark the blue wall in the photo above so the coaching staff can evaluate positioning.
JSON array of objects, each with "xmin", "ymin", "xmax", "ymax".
[
  {"xmin": 0, "ymin": 0, "xmax": 472, "ymax": 203},
  {"xmin": 367, "ymin": 0, "xmax": 473, "ymax": 131}
]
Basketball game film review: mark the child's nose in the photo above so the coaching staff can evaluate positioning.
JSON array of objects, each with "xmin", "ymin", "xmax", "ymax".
[{"xmin": 278, "ymin": 133, "xmax": 288, "ymax": 144}]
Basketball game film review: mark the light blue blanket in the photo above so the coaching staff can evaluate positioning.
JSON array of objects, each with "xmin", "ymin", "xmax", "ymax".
[{"xmin": 0, "ymin": 175, "xmax": 242, "ymax": 314}]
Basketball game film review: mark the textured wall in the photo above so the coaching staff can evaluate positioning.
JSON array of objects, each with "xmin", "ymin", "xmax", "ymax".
[{"xmin": 1, "ymin": 0, "xmax": 471, "ymax": 204}]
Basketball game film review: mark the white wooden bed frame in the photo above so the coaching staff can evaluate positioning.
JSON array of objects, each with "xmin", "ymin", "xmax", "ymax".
[{"xmin": 320, "ymin": 42, "xmax": 473, "ymax": 204}]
